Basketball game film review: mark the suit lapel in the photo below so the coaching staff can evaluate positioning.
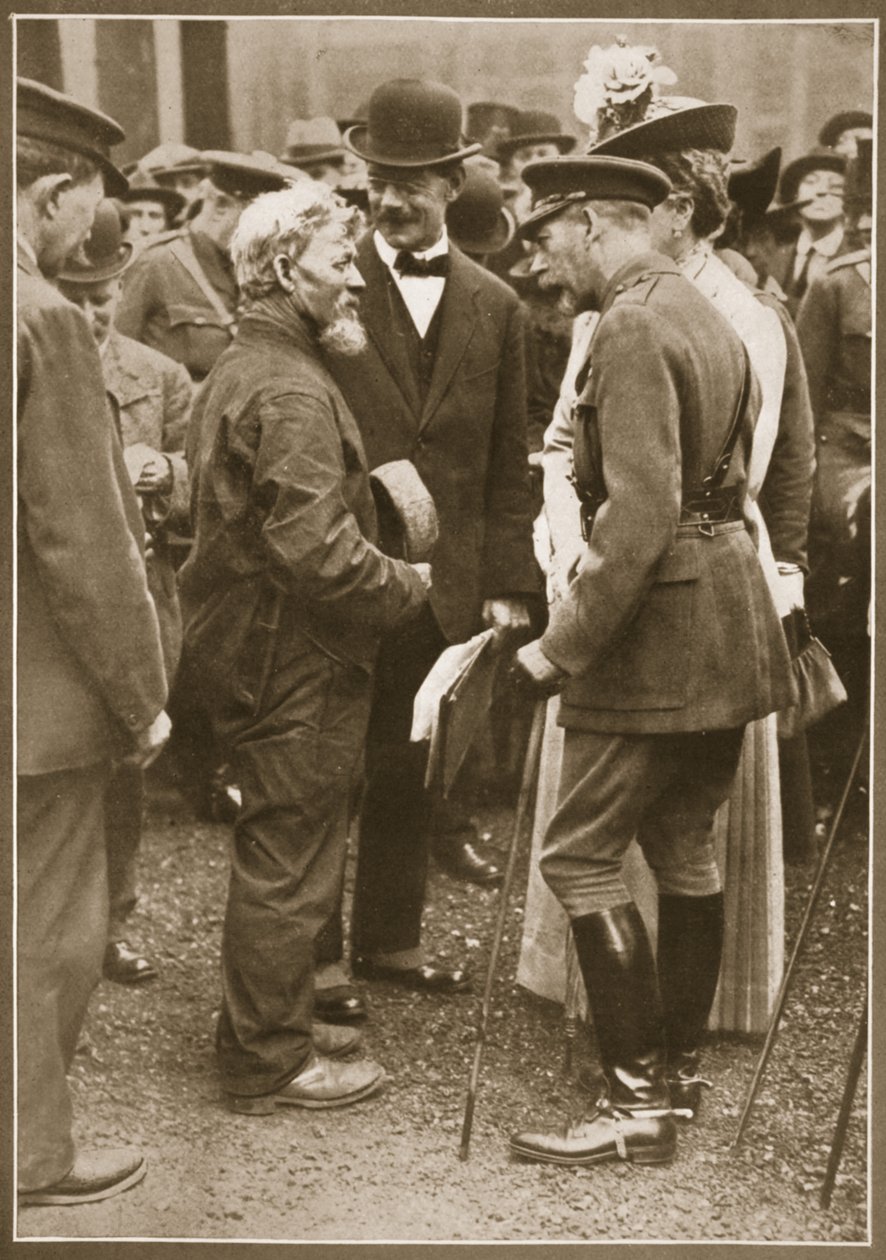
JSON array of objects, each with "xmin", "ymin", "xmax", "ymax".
[
  {"xmin": 420, "ymin": 248, "xmax": 478, "ymax": 430},
  {"xmin": 355, "ymin": 236, "xmax": 422, "ymax": 420}
]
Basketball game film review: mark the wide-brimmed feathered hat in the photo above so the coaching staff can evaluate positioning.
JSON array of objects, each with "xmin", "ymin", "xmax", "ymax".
[
  {"xmin": 588, "ymin": 96, "xmax": 737, "ymax": 158},
  {"xmin": 345, "ymin": 79, "xmax": 481, "ymax": 169}
]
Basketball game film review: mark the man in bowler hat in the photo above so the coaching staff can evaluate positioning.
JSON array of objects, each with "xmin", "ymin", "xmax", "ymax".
[
  {"xmin": 322, "ymin": 79, "xmax": 538, "ymax": 1009},
  {"xmin": 16, "ymin": 77, "xmax": 169, "ymax": 1205},
  {"xmin": 508, "ymin": 153, "xmax": 794, "ymax": 1168}
]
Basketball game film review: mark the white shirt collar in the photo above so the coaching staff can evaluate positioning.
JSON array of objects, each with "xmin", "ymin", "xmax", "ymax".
[
  {"xmin": 796, "ymin": 223, "xmax": 844, "ymax": 259},
  {"xmin": 373, "ymin": 227, "xmax": 449, "ymax": 267}
]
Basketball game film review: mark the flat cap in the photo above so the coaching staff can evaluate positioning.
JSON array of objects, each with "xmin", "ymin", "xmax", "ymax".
[
  {"xmin": 519, "ymin": 154, "xmax": 671, "ymax": 235},
  {"xmin": 17, "ymin": 76, "xmax": 128, "ymax": 197},
  {"xmin": 201, "ymin": 150, "xmax": 300, "ymax": 199}
]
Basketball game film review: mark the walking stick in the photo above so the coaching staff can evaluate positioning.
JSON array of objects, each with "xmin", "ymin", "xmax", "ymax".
[
  {"xmin": 731, "ymin": 722, "xmax": 867, "ymax": 1151},
  {"xmin": 820, "ymin": 993, "xmax": 867, "ymax": 1209},
  {"xmin": 458, "ymin": 698, "xmax": 546, "ymax": 1161}
]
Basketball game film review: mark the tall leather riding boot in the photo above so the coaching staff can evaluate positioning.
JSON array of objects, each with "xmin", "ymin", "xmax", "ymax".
[
  {"xmin": 657, "ymin": 892, "xmax": 724, "ymax": 1120},
  {"xmin": 511, "ymin": 903, "xmax": 676, "ymax": 1166}
]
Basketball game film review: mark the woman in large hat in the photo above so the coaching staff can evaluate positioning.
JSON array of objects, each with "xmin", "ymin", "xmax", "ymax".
[{"xmin": 517, "ymin": 38, "xmax": 815, "ymax": 1115}]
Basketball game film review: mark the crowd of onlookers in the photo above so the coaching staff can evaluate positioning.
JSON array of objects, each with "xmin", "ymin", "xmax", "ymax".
[{"xmin": 16, "ymin": 57, "xmax": 871, "ymax": 1209}]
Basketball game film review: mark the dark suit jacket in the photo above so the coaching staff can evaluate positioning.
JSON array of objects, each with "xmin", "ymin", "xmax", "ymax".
[
  {"xmin": 327, "ymin": 235, "xmax": 538, "ymax": 644},
  {"xmin": 16, "ymin": 248, "xmax": 167, "ymax": 774},
  {"xmin": 541, "ymin": 253, "xmax": 795, "ymax": 735},
  {"xmin": 179, "ymin": 300, "xmax": 427, "ymax": 697}
]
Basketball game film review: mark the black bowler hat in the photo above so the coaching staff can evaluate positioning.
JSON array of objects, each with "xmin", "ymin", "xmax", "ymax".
[
  {"xmin": 728, "ymin": 147, "xmax": 782, "ymax": 220},
  {"xmin": 345, "ymin": 79, "xmax": 481, "ymax": 169},
  {"xmin": 778, "ymin": 147, "xmax": 846, "ymax": 205},
  {"xmin": 519, "ymin": 154, "xmax": 672, "ymax": 236},
  {"xmin": 56, "ymin": 199, "xmax": 133, "ymax": 284},
  {"xmin": 496, "ymin": 110, "xmax": 576, "ymax": 161},
  {"xmin": 447, "ymin": 167, "xmax": 515, "ymax": 256},
  {"xmin": 589, "ymin": 96, "xmax": 737, "ymax": 159},
  {"xmin": 201, "ymin": 150, "xmax": 299, "ymax": 199},
  {"xmin": 17, "ymin": 76, "xmax": 129, "ymax": 197},
  {"xmin": 818, "ymin": 110, "xmax": 873, "ymax": 149}
]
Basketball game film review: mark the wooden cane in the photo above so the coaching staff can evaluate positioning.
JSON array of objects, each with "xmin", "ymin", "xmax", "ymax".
[
  {"xmin": 458, "ymin": 698, "xmax": 546, "ymax": 1161},
  {"xmin": 731, "ymin": 722, "xmax": 867, "ymax": 1151},
  {"xmin": 820, "ymin": 993, "xmax": 867, "ymax": 1209}
]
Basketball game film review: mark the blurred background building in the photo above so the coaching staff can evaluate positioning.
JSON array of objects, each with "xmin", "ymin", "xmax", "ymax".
[{"xmin": 16, "ymin": 17, "xmax": 875, "ymax": 168}]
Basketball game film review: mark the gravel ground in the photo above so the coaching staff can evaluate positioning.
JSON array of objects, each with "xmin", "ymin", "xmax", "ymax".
[{"xmin": 17, "ymin": 769, "xmax": 869, "ymax": 1244}]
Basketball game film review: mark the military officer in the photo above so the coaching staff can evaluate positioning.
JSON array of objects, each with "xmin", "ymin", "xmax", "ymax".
[
  {"xmin": 508, "ymin": 154, "xmax": 795, "ymax": 1169},
  {"xmin": 115, "ymin": 150, "xmax": 296, "ymax": 381}
]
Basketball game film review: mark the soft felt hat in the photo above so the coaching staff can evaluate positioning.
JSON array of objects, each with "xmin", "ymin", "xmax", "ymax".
[
  {"xmin": 818, "ymin": 110, "xmax": 873, "ymax": 149},
  {"xmin": 281, "ymin": 117, "xmax": 347, "ymax": 167},
  {"xmin": 139, "ymin": 142, "xmax": 206, "ymax": 177},
  {"xmin": 496, "ymin": 110, "xmax": 576, "ymax": 160},
  {"xmin": 778, "ymin": 147, "xmax": 847, "ymax": 205},
  {"xmin": 345, "ymin": 79, "xmax": 481, "ymax": 169},
  {"xmin": 728, "ymin": 146, "xmax": 782, "ymax": 220},
  {"xmin": 201, "ymin": 150, "xmax": 299, "ymax": 198},
  {"xmin": 17, "ymin": 76, "xmax": 129, "ymax": 197},
  {"xmin": 118, "ymin": 168, "xmax": 186, "ymax": 218}
]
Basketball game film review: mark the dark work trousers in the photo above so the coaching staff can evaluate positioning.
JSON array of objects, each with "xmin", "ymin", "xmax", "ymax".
[
  {"xmin": 104, "ymin": 763, "xmax": 145, "ymax": 941},
  {"xmin": 211, "ymin": 630, "xmax": 373, "ymax": 1097},
  {"xmin": 542, "ymin": 727, "xmax": 745, "ymax": 917},
  {"xmin": 17, "ymin": 763, "xmax": 110, "ymax": 1191},
  {"xmin": 351, "ymin": 607, "xmax": 448, "ymax": 957}
]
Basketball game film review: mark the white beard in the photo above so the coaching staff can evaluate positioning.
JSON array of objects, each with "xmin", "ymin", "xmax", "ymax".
[{"xmin": 318, "ymin": 310, "xmax": 368, "ymax": 356}]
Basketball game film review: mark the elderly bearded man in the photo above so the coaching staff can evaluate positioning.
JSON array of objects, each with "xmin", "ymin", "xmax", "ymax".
[
  {"xmin": 508, "ymin": 154, "xmax": 794, "ymax": 1168},
  {"xmin": 180, "ymin": 183, "xmax": 429, "ymax": 1112}
]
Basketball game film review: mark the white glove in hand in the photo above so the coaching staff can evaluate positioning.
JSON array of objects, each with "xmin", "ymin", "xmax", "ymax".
[{"xmin": 127, "ymin": 709, "xmax": 172, "ymax": 769}]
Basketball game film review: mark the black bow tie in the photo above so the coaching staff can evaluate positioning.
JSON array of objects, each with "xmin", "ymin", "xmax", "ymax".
[{"xmin": 394, "ymin": 251, "xmax": 450, "ymax": 278}]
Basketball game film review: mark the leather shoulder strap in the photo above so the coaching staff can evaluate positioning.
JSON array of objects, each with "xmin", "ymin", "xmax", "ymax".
[
  {"xmin": 168, "ymin": 237, "xmax": 237, "ymax": 332},
  {"xmin": 703, "ymin": 342, "xmax": 752, "ymax": 490}
]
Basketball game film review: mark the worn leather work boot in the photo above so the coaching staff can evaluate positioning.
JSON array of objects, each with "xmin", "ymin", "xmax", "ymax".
[
  {"xmin": 657, "ymin": 892, "xmax": 724, "ymax": 1121},
  {"xmin": 510, "ymin": 903, "xmax": 676, "ymax": 1166}
]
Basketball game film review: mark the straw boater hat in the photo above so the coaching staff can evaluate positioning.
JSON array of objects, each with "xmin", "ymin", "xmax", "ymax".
[
  {"xmin": 17, "ymin": 75, "xmax": 129, "ymax": 197},
  {"xmin": 518, "ymin": 154, "xmax": 672, "ymax": 237},
  {"xmin": 57, "ymin": 199, "xmax": 133, "ymax": 284},
  {"xmin": 345, "ymin": 79, "xmax": 481, "ymax": 168},
  {"xmin": 280, "ymin": 117, "xmax": 347, "ymax": 168},
  {"xmin": 495, "ymin": 110, "xmax": 576, "ymax": 161},
  {"xmin": 447, "ymin": 167, "xmax": 515, "ymax": 256}
]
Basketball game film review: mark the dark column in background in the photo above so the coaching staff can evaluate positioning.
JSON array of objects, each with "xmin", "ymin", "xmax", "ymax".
[
  {"xmin": 180, "ymin": 20, "xmax": 231, "ymax": 150},
  {"xmin": 16, "ymin": 20, "xmax": 63, "ymax": 89},
  {"xmin": 95, "ymin": 19, "xmax": 159, "ymax": 165}
]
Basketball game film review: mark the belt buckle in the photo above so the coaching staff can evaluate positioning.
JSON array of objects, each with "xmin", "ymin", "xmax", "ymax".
[{"xmin": 697, "ymin": 520, "xmax": 715, "ymax": 537}]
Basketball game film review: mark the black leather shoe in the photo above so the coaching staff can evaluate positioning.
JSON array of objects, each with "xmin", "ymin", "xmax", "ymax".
[
  {"xmin": 433, "ymin": 837, "xmax": 503, "ymax": 886},
  {"xmin": 314, "ymin": 985, "xmax": 368, "ymax": 1025},
  {"xmin": 103, "ymin": 941, "xmax": 158, "ymax": 985},
  {"xmin": 667, "ymin": 1052, "xmax": 711, "ymax": 1121},
  {"xmin": 510, "ymin": 1098, "xmax": 677, "ymax": 1167},
  {"xmin": 19, "ymin": 1148, "xmax": 147, "ymax": 1206},
  {"xmin": 352, "ymin": 956, "xmax": 472, "ymax": 993}
]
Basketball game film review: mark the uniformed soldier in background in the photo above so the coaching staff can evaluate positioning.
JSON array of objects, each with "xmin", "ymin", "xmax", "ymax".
[
  {"xmin": 16, "ymin": 77, "xmax": 169, "ymax": 1207},
  {"xmin": 508, "ymin": 153, "xmax": 795, "ymax": 1169}
]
